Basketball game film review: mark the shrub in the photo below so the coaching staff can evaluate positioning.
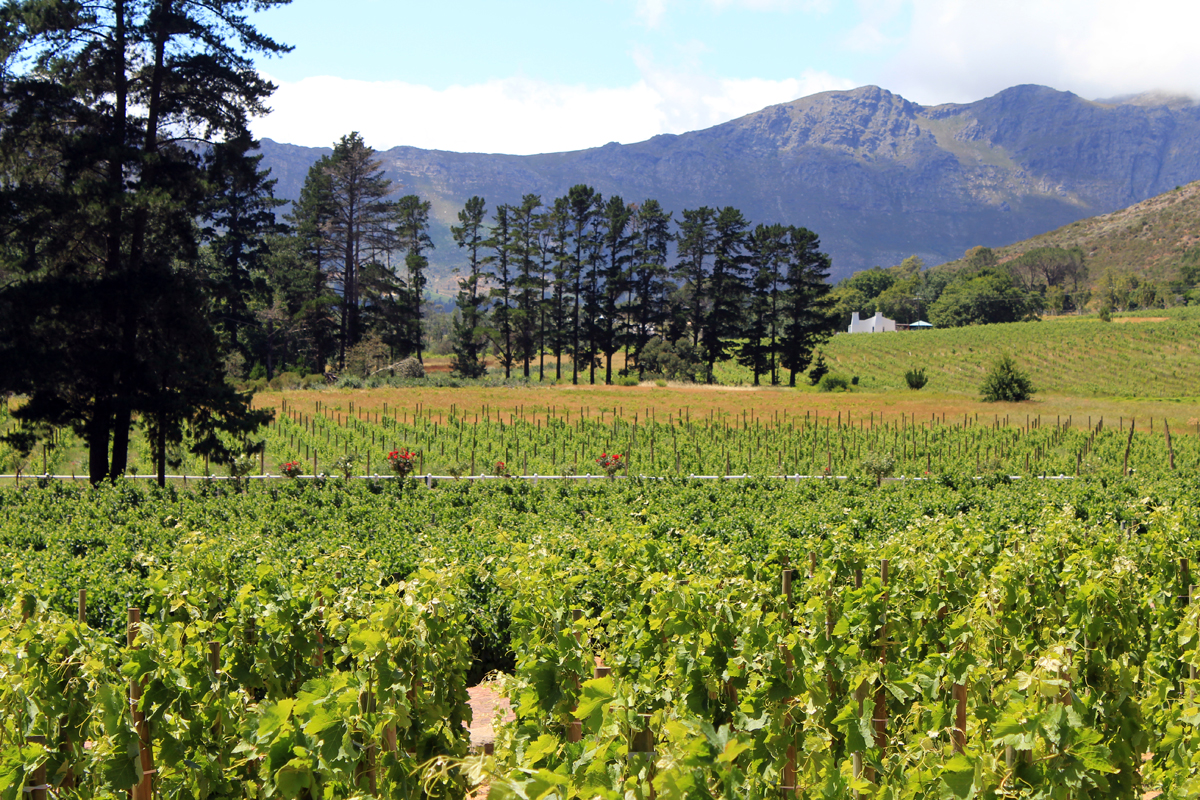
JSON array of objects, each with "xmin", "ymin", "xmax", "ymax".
[
  {"xmin": 385, "ymin": 448, "xmax": 417, "ymax": 478},
  {"xmin": 1098, "ymin": 305, "xmax": 1113, "ymax": 322},
  {"xmin": 817, "ymin": 372, "xmax": 850, "ymax": 392},
  {"xmin": 637, "ymin": 339, "xmax": 702, "ymax": 382},
  {"xmin": 615, "ymin": 374, "xmax": 639, "ymax": 387},
  {"xmin": 331, "ymin": 455, "xmax": 356, "ymax": 478},
  {"xmin": 595, "ymin": 452, "xmax": 624, "ymax": 478},
  {"xmin": 395, "ymin": 357, "xmax": 425, "ymax": 379},
  {"xmin": 904, "ymin": 367, "xmax": 928, "ymax": 390},
  {"xmin": 980, "ymin": 354, "xmax": 1035, "ymax": 402},
  {"xmin": 268, "ymin": 370, "xmax": 301, "ymax": 391},
  {"xmin": 335, "ymin": 375, "xmax": 364, "ymax": 389},
  {"xmin": 808, "ymin": 351, "xmax": 829, "ymax": 386},
  {"xmin": 861, "ymin": 450, "xmax": 896, "ymax": 487}
]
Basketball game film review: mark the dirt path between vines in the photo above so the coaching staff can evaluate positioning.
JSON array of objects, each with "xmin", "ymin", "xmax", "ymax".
[{"xmin": 466, "ymin": 682, "xmax": 512, "ymax": 799}]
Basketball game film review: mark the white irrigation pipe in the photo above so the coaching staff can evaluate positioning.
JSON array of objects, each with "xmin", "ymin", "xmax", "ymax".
[{"xmin": 0, "ymin": 473, "xmax": 1079, "ymax": 483}]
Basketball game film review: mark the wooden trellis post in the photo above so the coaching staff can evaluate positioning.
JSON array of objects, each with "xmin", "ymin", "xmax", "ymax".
[
  {"xmin": 127, "ymin": 608, "xmax": 155, "ymax": 800},
  {"xmin": 24, "ymin": 736, "xmax": 47, "ymax": 800}
]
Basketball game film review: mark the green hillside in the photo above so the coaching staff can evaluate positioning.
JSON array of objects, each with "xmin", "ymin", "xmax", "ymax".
[
  {"xmin": 715, "ymin": 306, "xmax": 1200, "ymax": 399},
  {"xmin": 945, "ymin": 180, "xmax": 1200, "ymax": 288},
  {"xmin": 824, "ymin": 309, "xmax": 1199, "ymax": 397}
]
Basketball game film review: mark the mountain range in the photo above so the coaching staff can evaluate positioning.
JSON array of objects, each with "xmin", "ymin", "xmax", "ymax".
[{"xmin": 258, "ymin": 84, "xmax": 1200, "ymax": 286}]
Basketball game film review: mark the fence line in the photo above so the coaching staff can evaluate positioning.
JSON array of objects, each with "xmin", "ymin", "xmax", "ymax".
[{"xmin": 0, "ymin": 472, "xmax": 1079, "ymax": 484}]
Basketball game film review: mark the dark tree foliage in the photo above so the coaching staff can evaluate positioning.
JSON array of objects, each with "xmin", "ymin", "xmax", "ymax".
[
  {"xmin": 201, "ymin": 133, "xmax": 286, "ymax": 358},
  {"xmin": 486, "ymin": 205, "xmax": 517, "ymax": 378},
  {"xmin": 0, "ymin": 0, "xmax": 288, "ymax": 484},
  {"xmin": 598, "ymin": 195, "xmax": 634, "ymax": 385},
  {"xmin": 395, "ymin": 195, "xmax": 434, "ymax": 362},
  {"xmin": 626, "ymin": 200, "xmax": 672, "ymax": 375},
  {"xmin": 321, "ymin": 133, "xmax": 396, "ymax": 367},
  {"xmin": 808, "ymin": 351, "xmax": 830, "ymax": 386},
  {"xmin": 674, "ymin": 207, "xmax": 715, "ymax": 349},
  {"xmin": 509, "ymin": 194, "xmax": 543, "ymax": 378},
  {"xmin": 980, "ymin": 354, "xmax": 1036, "ymax": 402},
  {"xmin": 778, "ymin": 227, "xmax": 837, "ymax": 386},
  {"xmin": 449, "ymin": 196, "xmax": 491, "ymax": 379},
  {"xmin": 566, "ymin": 185, "xmax": 600, "ymax": 384},
  {"xmin": 700, "ymin": 207, "xmax": 751, "ymax": 383},
  {"xmin": 737, "ymin": 223, "xmax": 788, "ymax": 386},
  {"xmin": 543, "ymin": 196, "xmax": 573, "ymax": 381},
  {"xmin": 928, "ymin": 267, "xmax": 1034, "ymax": 327}
]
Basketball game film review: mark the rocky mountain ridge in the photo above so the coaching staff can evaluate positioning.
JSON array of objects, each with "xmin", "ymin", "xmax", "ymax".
[{"xmin": 258, "ymin": 84, "xmax": 1200, "ymax": 283}]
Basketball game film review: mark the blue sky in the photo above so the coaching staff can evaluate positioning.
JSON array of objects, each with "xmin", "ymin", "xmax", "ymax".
[{"xmin": 247, "ymin": 0, "xmax": 1200, "ymax": 155}]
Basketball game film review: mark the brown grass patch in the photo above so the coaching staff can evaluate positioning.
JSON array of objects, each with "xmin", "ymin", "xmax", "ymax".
[{"xmin": 255, "ymin": 385, "xmax": 1199, "ymax": 436}]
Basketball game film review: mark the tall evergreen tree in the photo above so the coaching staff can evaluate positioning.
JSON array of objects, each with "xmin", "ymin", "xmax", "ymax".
[
  {"xmin": 627, "ymin": 199, "xmax": 672, "ymax": 375},
  {"xmin": 509, "ymin": 194, "xmax": 543, "ymax": 378},
  {"xmin": 566, "ymin": 185, "xmax": 600, "ymax": 384},
  {"xmin": 322, "ymin": 132, "xmax": 395, "ymax": 368},
  {"xmin": 0, "ymin": 0, "xmax": 287, "ymax": 483},
  {"xmin": 674, "ymin": 207, "xmax": 715, "ymax": 348},
  {"xmin": 273, "ymin": 154, "xmax": 342, "ymax": 372},
  {"xmin": 737, "ymin": 223, "xmax": 788, "ymax": 385},
  {"xmin": 779, "ymin": 226, "xmax": 838, "ymax": 386},
  {"xmin": 201, "ymin": 133, "xmax": 285, "ymax": 366},
  {"xmin": 534, "ymin": 199, "xmax": 560, "ymax": 381},
  {"xmin": 598, "ymin": 195, "xmax": 634, "ymax": 384},
  {"xmin": 545, "ymin": 196, "xmax": 573, "ymax": 381},
  {"xmin": 395, "ymin": 195, "xmax": 434, "ymax": 361},
  {"xmin": 450, "ymin": 196, "xmax": 491, "ymax": 378},
  {"xmin": 486, "ymin": 205, "xmax": 517, "ymax": 378},
  {"xmin": 700, "ymin": 207, "xmax": 751, "ymax": 382}
]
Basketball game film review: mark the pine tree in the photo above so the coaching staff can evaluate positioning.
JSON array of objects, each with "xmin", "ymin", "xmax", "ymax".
[
  {"xmin": 737, "ymin": 223, "xmax": 788, "ymax": 385},
  {"xmin": 627, "ymin": 200, "xmax": 672, "ymax": 375},
  {"xmin": 322, "ymin": 132, "xmax": 395, "ymax": 368},
  {"xmin": 544, "ymin": 196, "xmax": 574, "ymax": 381},
  {"xmin": 598, "ymin": 195, "xmax": 634, "ymax": 384},
  {"xmin": 395, "ymin": 195, "xmax": 434, "ymax": 361},
  {"xmin": 449, "ymin": 196, "xmax": 491, "ymax": 378},
  {"xmin": 779, "ymin": 226, "xmax": 838, "ymax": 387},
  {"xmin": 566, "ymin": 185, "xmax": 600, "ymax": 384},
  {"xmin": 486, "ymin": 205, "xmax": 517, "ymax": 378},
  {"xmin": 509, "ymin": 194, "xmax": 543, "ymax": 378},
  {"xmin": 0, "ymin": 0, "xmax": 288, "ymax": 483},
  {"xmin": 201, "ymin": 133, "xmax": 286, "ymax": 370},
  {"xmin": 700, "ymin": 207, "xmax": 751, "ymax": 383},
  {"xmin": 675, "ymin": 207, "xmax": 716, "ymax": 349}
]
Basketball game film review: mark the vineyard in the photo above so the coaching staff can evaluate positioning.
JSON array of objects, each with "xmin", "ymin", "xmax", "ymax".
[
  {"xmin": 3, "ymin": 474, "xmax": 1200, "ymax": 797},
  {"xmin": 152, "ymin": 396, "xmax": 1200, "ymax": 481},
  {"xmin": 771, "ymin": 308, "xmax": 1200, "ymax": 398},
  {"xmin": 6, "ymin": 391, "xmax": 1196, "ymax": 483}
]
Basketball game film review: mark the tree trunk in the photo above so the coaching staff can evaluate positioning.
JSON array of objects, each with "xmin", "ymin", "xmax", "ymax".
[
  {"xmin": 156, "ymin": 421, "xmax": 166, "ymax": 488},
  {"xmin": 109, "ymin": 398, "xmax": 131, "ymax": 479},
  {"xmin": 87, "ymin": 399, "xmax": 112, "ymax": 484}
]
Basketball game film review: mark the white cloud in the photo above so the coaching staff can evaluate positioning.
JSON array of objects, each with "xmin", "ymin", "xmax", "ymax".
[
  {"xmin": 251, "ymin": 67, "xmax": 855, "ymax": 154},
  {"xmin": 841, "ymin": 0, "xmax": 905, "ymax": 53},
  {"xmin": 634, "ymin": 0, "xmax": 832, "ymax": 27},
  {"xmin": 634, "ymin": 0, "xmax": 670, "ymax": 28},
  {"xmin": 885, "ymin": 0, "xmax": 1200, "ymax": 105}
]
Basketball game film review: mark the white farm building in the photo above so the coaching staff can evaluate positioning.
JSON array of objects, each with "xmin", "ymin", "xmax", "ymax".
[{"xmin": 848, "ymin": 311, "xmax": 896, "ymax": 334}]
